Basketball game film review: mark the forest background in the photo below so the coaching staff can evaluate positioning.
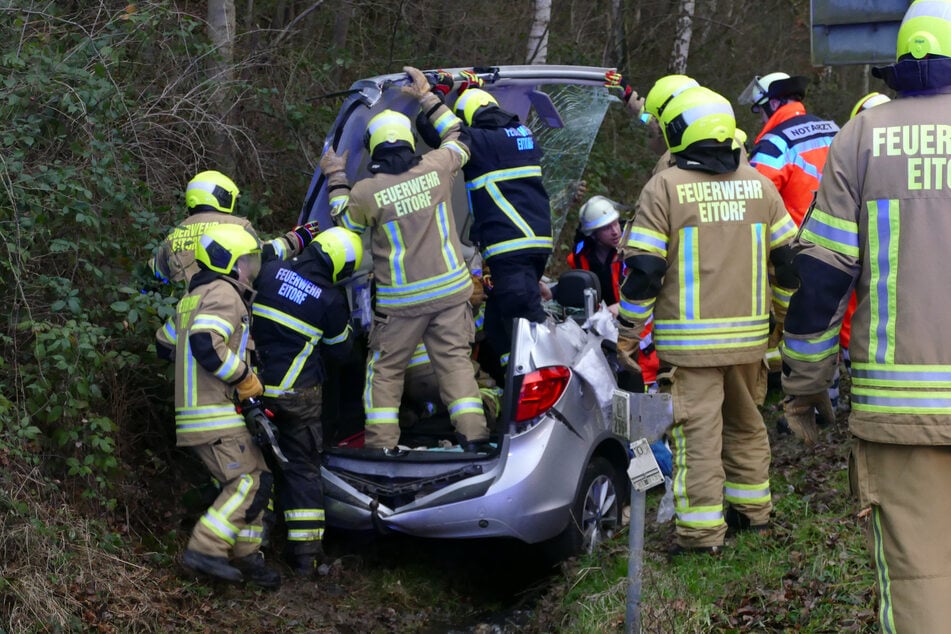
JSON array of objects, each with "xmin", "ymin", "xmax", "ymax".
[{"xmin": 0, "ymin": 1, "xmax": 881, "ymax": 631}]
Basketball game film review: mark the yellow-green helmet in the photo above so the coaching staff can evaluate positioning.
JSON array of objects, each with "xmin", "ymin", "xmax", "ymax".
[
  {"xmin": 660, "ymin": 86, "xmax": 735, "ymax": 154},
  {"xmin": 897, "ymin": 0, "xmax": 951, "ymax": 59},
  {"xmin": 366, "ymin": 110, "xmax": 415, "ymax": 155},
  {"xmin": 311, "ymin": 226, "xmax": 363, "ymax": 284},
  {"xmin": 643, "ymin": 75, "xmax": 700, "ymax": 120},
  {"xmin": 454, "ymin": 88, "xmax": 499, "ymax": 126},
  {"xmin": 186, "ymin": 170, "xmax": 239, "ymax": 214},
  {"xmin": 850, "ymin": 92, "xmax": 892, "ymax": 119},
  {"xmin": 195, "ymin": 224, "xmax": 261, "ymax": 276}
]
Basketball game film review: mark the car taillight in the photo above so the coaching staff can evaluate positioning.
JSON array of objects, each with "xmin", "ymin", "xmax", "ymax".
[{"xmin": 513, "ymin": 366, "xmax": 571, "ymax": 423}]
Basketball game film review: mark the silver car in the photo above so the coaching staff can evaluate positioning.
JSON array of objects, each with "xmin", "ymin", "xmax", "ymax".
[{"xmin": 300, "ymin": 66, "xmax": 636, "ymax": 558}]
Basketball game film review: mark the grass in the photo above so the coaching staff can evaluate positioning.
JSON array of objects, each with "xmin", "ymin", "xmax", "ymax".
[{"xmin": 539, "ymin": 383, "xmax": 879, "ymax": 633}]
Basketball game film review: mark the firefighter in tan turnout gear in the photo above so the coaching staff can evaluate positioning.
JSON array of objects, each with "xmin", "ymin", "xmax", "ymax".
[
  {"xmin": 319, "ymin": 66, "xmax": 490, "ymax": 451},
  {"xmin": 782, "ymin": 2, "xmax": 951, "ymax": 629},
  {"xmin": 617, "ymin": 87, "xmax": 799, "ymax": 555},
  {"xmin": 155, "ymin": 223, "xmax": 280, "ymax": 588},
  {"xmin": 150, "ymin": 169, "xmax": 320, "ymax": 285}
]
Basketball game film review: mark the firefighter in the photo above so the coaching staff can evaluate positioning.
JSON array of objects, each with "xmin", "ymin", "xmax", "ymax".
[
  {"xmin": 781, "ymin": 2, "xmax": 951, "ymax": 628},
  {"xmin": 567, "ymin": 195, "xmax": 660, "ymax": 390},
  {"xmin": 155, "ymin": 223, "xmax": 280, "ymax": 588},
  {"xmin": 737, "ymin": 72, "xmax": 839, "ymax": 226},
  {"xmin": 250, "ymin": 227, "xmax": 362, "ymax": 577},
  {"xmin": 319, "ymin": 66, "xmax": 490, "ymax": 451},
  {"xmin": 150, "ymin": 169, "xmax": 319, "ymax": 284},
  {"xmin": 617, "ymin": 86, "xmax": 799, "ymax": 555},
  {"xmin": 448, "ymin": 79, "xmax": 553, "ymax": 369}
]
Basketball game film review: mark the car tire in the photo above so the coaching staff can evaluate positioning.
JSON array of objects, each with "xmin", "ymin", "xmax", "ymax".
[{"xmin": 543, "ymin": 456, "xmax": 624, "ymax": 563}]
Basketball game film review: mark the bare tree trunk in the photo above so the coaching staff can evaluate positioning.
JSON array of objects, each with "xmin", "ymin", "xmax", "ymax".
[
  {"xmin": 526, "ymin": 0, "xmax": 551, "ymax": 64},
  {"xmin": 605, "ymin": 0, "xmax": 624, "ymax": 68},
  {"xmin": 208, "ymin": 0, "xmax": 236, "ymax": 171},
  {"xmin": 668, "ymin": 0, "xmax": 695, "ymax": 74},
  {"xmin": 332, "ymin": 0, "xmax": 355, "ymax": 85}
]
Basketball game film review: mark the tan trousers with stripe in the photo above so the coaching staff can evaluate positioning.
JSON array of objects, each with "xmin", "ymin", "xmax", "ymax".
[
  {"xmin": 364, "ymin": 302, "xmax": 489, "ymax": 448},
  {"xmin": 850, "ymin": 439, "xmax": 951, "ymax": 634},
  {"xmin": 188, "ymin": 431, "xmax": 271, "ymax": 559},
  {"xmin": 667, "ymin": 361, "xmax": 772, "ymax": 548}
]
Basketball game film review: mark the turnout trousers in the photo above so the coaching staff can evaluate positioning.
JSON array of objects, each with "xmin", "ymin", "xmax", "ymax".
[
  {"xmin": 263, "ymin": 386, "xmax": 326, "ymax": 558},
  {"xmin": 364, "ymin": 301, "xmax": 489, "ymax": 449},
  {"xmin": 850, "ymin": 439, "xmax": 951, "ymax": 633},
  {"xmin": 483, "ymin": 253, "xmax": 548, "ymax": 366},
  {"xmin": 188, "ymin": 430, "xmax": 272, "ymax": 559},
  {"xmin": 666, "ymin": 362, "xmax": 772, "ymax": 548}
]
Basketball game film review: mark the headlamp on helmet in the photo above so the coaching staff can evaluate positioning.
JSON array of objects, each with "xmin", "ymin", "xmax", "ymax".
[
  {"xmin": 453, "ymin": 88, "xmax": 499, "ymax": 126},
  {"xmin": 578, "ymin": 196, "xmax": 621, "ymax": 236},
  {"xmin": 311, "ymin": 227, "xmax": 364, "ymax": 284},
  {"xmin": 661, "ymin": 86, "xmax": 735, "ymax": 154},
  {"xmin": 364, "ymin": 110, "xmax": 416, "ymax": 155},
  {"xmin": 196, "ymin": 224, "xmax": 262, "ymax": 277},
  {"xmin": 186, "ymin": 170, "xmax": 240, "ymax": 214},
  {"xmin": 897, "ymin": 0, "xmax": 951, "ymax": 59}
]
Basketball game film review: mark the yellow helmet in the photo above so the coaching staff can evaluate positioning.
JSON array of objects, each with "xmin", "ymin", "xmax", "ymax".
[
  {"xmin": 195, "ymin": 224, "xmax": 261, "ymax": 276},
  {"xmin": 643, "ymin": 75, "xmax": 700, "ymax": 121},
  {"xmin": 578, "ymin": 196, "xmax": 621, "ymax": 236},
  {"xmin": 185, "ymin": 170, "xmax": 239, "ymax": 214},
  {"xmin": 850, "ymin": 92, "xmax": 891, "ymax": 119},
  {"xmin": 454, "ymin": 88, "xmax": 499, "ymax": 126},
  {"xmin": 311, "ymin": 227, "xmax": 364, "ymax": 284},
  {"xmin": 897, "ymin": 0, "xmax": 951, "ymax": 59},
  {"xmin": 366, "ymin": 110, "xmax": 415, "ymax": 155},
  {"xmin": 733, "ymin": 127, "xmax": 748, "ymax": 150},
  {"xmin": 660, "ymin": 86, "xmax": 735, "ymax": 154}
]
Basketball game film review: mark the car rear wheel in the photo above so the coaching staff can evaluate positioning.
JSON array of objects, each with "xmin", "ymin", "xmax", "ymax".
[{"xmin": 544, "ymin": 456, "xmax": 624, "ymax": 562}]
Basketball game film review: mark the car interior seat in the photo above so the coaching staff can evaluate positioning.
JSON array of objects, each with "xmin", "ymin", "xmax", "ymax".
[{"xmin": 553, "ymin": 269, "xmax": 602, "ymax": 322}]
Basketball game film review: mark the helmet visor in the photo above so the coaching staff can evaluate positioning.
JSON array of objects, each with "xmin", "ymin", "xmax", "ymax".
[{"xmin": 737, "ymin": 77, "xmax": 768, "ymax": 107}]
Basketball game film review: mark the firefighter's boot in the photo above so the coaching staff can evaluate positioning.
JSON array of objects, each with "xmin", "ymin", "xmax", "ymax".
[
  {"xmin": 182, "ymin": 549, "xmax": 243, "ymax": 583},
  {"xmin": 232, "ymin": 552, "xmax": 282, "ymax": 589}
]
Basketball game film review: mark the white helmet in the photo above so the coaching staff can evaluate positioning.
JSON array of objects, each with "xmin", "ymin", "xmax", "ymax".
[{"xmin": 579, "ymin": 195, "xmax": 621, "ymax": 236}]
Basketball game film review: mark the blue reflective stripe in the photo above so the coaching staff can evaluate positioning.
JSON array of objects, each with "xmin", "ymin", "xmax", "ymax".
[
  {"xmin": 435, "ymin": 202, "xmax": 460, "ymax": 271},
  {"xmin": 626, "ymin": 227, "xmax": 668, "ymax": 257},
  {"xmin": 375, "ymin": 265, "xmax": 471, "ymax": 308},
  {"xmin": 339, "ymin": 209, "xmax": 367, "ymax": 233},
  {"xmin": 782, "ymin": 331, "xmax": 839, "ymax": 360},
  {"xmin": 800, "ymin": 208, "xmax": 860, "ymax": 258},
  {"xmin": 252, "ymin": 305, "xmax": 323, "ymax": 340},
  {"xmin": 214, "ymin": 350, "xmax": 242, "ymax": 382},
  {"xmin": 752, "ymin": 223, "xmax": 765, "ymax": 316},
  {"xmin": 323, "ymin": 324, "xmax": 350, "ymax": 345},
  {"xmin": 449, "ymin": 397, "xmax": 484, "ymax": 418},
  {"xmin": 679, "ymin": 227, "xmax": 699, "ymax": 320},
  {"xmin": 852, "ymin": 363, "xmax": 951, "ymax": 386},
  {"xmin": 655, "ymin": 316, "xmax": 769, "ymax": 350},
  {"xmin": 724, "ymin": 481, "xmax": 771, "ymax": 504},
  {"xmin": 433, "ymin": 110, "xmax": 459, "ymax": 137},
  {"xmin": 869, "ymin": 199, "xmax": 899, "ymax": 365},
  {"xmin": 770, "ymin": 216, "xmax": 797, "ymax": 246},
  {"xmin": 407, "ymin": 343, "xmax": 430, "ymax": 368},
  {"xmin": 872, "ymin": 507, "xmax": 898, "ymax": 633},
  {"xmin": 466, "ymin": 165, "xmax": 543, "ymax": 190},
  {"xmin": 483, "ymin": 236, "xmax": 554, "ymax": 259},
  {"xmin": 383, "ymin": 220, "xmax": 407, "ymax": 286},
  {"xmin": 193, "ymin": 314, "xmax": 234, "ymax": 338},
  {"xmin": 162, "ymin": 320, "xmax": 177, "ymax": 343},
  {"xmin": 268, "ymin": 237, "xmax": 288, "ymax": 260},
  {"xmin": 619, "ymin": 298, "xmax": 654, "ymax": 322}
]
